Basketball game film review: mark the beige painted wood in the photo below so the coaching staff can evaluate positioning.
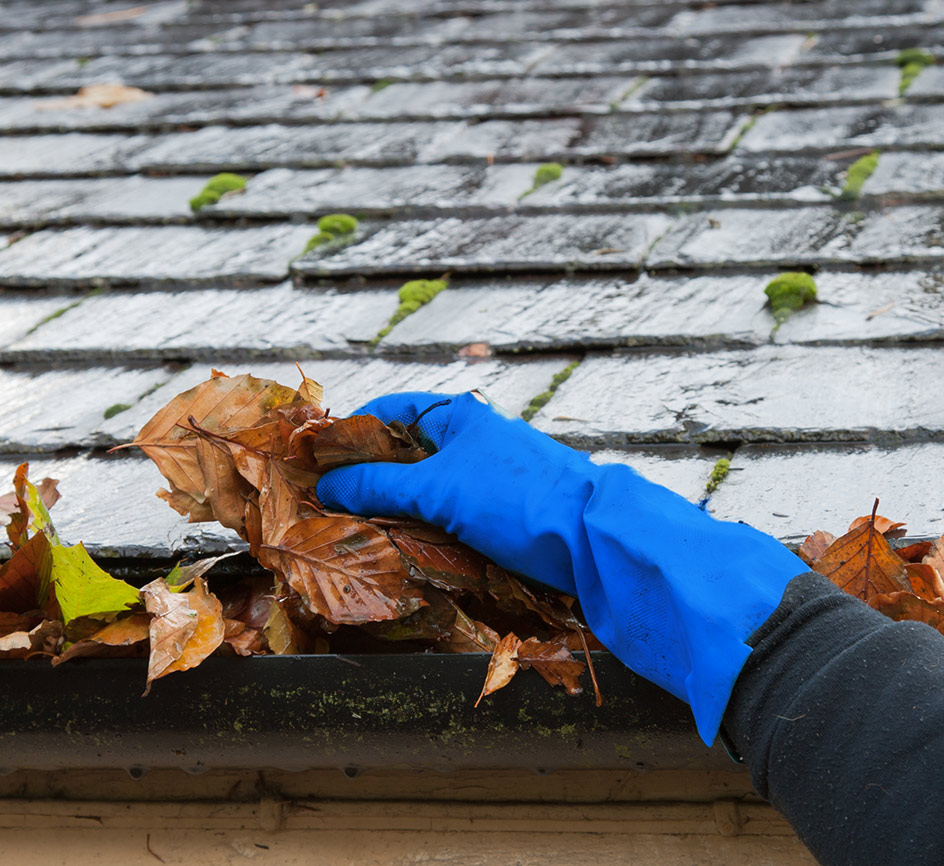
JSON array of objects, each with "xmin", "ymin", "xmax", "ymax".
[{"xmin": 0, "ymin": 797, "xmax": 816, "ymax": 865}]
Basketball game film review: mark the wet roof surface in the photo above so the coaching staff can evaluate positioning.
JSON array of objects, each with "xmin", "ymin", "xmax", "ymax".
[{"xmin": 2, "ymin": 0, "xmax": 944, "ymax": 559}]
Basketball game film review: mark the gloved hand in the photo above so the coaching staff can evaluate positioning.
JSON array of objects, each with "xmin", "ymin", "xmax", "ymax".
[{"xmin": 316, "ymin": 391, "xmax": 808, "ymax": 745}]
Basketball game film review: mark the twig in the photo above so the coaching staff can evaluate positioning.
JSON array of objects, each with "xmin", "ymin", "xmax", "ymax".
[
  {"xmin": 146, "ymin": 834, "xmax": 165, "ymax": 863},
  {"xmin": 864, "ymin": 497, "xmax": 879, "ymax": 594},
  {"xmin": 574, "ymin": 627, "xmax": 603, "ymax": 707}
]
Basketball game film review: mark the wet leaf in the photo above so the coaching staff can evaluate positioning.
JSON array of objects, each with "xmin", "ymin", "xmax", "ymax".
[
  {"xmin": 127, "ymin": 374, "xmax": 300, "ymax": 526},
  {"xmin": 812, "ymin": 510, "xmax": 911, "ymax": 602},
  {"xmin": 848, "ymin": 513, "xmax": 907, "ymax": 539},
  {"xmin": 165, "ymin": 552, "xmax": 239, "ymax": 591},
  {"xmin": 363, "ymin": 586, "xmax": 456, "ymax": 642},
  {"xmin": 897, "ymin": 541, "xmax": 933, "ymax": 563},
  {"xmin": 389, "ymin": 528, "xmax": 488, "ymax": 594},
  {"xmin": 50, "ymin": 541, "xmax": 141, "ymax": 625},
  {"xmin": 871, "ymin": 591, "xmax": 944, "ymax": 635},
  {"xmin": 0, "ymin": 533, "xmax": 48, "ymax": 614},
  {"xmin": 923, "ymin": 537, "xmax": 944, "ymax": 583},
  {"xmin": 264, "ymin": 590, "xmax": 308, "ymax": 655},
  {"xmin": 223, "ymin": 618, "xmax": 268, "ymax": 656},
  {"xmin": 475, "ymin": 632, "xmax": 521, "ymax": 706},
  {"xmin": 53, "ymin": 613, "xmax": 150, "ymax": 665},
  {"xmin": 905, "ymin": 563, "xmax": 944, "ymax": 602},
  {"xmin": 798, "ymin": 530, "xmax": 836, "ymax": 565},
  {"xmin": 486, "ymin": 565, "xmax": 575, "ymax": 632},
  {"xmin": 442, "ymin": 603, "xmax": 499, "ymax": 653},
  {"xmin": 141, "ymin": 577, "xmax": 224, "ymax": 693},
  {"xmin": 292, "ymin": 414, "xmax": 427, "ymax": 473},
  {"xmin": 0, "ymin": 619, "xmax": 62, "ymax": 659},
  {"xmin": 518, "ymin": 635, "xmax": 585, "ymax": 696},
  {"xmin": 259, "ymin": 516, "xmax": 425, "ymax": 624}
]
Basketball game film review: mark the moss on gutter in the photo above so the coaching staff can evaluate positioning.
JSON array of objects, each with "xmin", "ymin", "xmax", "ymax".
[
  {"xmin": 840, "ymin": 151, "xmax": 879, "ymax": 199},
  {"xmin": 372, "ymin": 278, "xmax": 448, "ymax": 345},
  {"xmin": 897, "ymin": 48, "xmax": 934, "ymax": 95},
  {"xmin": 521, "ymin": 360, "xmax": 580, "ymax": 422}
]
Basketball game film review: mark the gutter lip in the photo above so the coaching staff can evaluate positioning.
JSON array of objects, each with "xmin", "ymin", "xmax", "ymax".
[{"xmin": 0, "ymin": 652, "xmax": 732, "ymax": 774}]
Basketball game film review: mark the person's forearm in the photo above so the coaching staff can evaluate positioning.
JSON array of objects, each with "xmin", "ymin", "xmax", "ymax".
[{"xmin": 724, "ymin": 572, "xmax": 944, "ymax": 865}]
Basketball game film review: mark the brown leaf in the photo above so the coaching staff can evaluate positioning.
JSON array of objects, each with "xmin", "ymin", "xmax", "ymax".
[
  {"xmin": 870, "ymin": 591, "xmax": 944, "ymax": 635},
  {"xmin": 128, "ymin": 374, "xmax": 299, "ymax": 527},
  {"xmin": 798, "ymin": 530, "xmax": 836, "ymax": 565},
  {"xmin": 141, "ymin": 577, "xmax": 224, "ymax": 693},
  {"xmin": 923, "ymin": 537, "xmax": 944, "ymax": 582},
  {"xmin": 897, "ymin": 541, "xmax": 933, "ymax": 563},
  {"xmin": 363, "ymin": 586, "xmax": 456, "ymax": 642},
  {"xmin": 263, "ymin": 590, "xmax": 309, "ymax": 654},
  {"xmin": 292, "ymin": 414, "xmax": 427, "ymax": 474},
  {"xmin": 388, "ymin": 528, "xmax": 488, "ymax": 594},
  {"xmin": 222, "ymin": 618, "xmax": 268, "ymax": 656},
  {"xmin": 475, "ymin": 632, "xmax": 521, "ymax": 706},
  {"xmin": 52, "ymin": 613, "xmax": 150, "ymax": 665},
  {"xmin": 0, "ymin": 533, "xmax": 48, "ymax": 614},
  {"xmin": 486, "ymin": 564, "xmax": 574, "ymax": 632},
  {"xmin": 518, "ymin": 635, "xmax": 585, "ymax": 696},
  {"xmin": 441, "ymin": 603, "xmax": 499, "ymax": 653},
  {"xmin": 848, "ymin": 513, "xmax": 907, "ymax": 538},
  {"xmin": 259, "ymin": 516, "xmax": 425, "ymax": 624},
  {"xmin": 0, "ymin": 619, "xmax": 63, "ymax": 659},
  {"xmin": 905, "ymin": 563, "xmax": 944, "ymax": 602},
  {"xmin": 35, "ymin": 84, "xmax": 154, "ymax": 111},
  {"xmin": 812, "ymin": 512, "xmax": 911, "ymax": 602},
  {"xmin": 0, "ymin": 612, "xmax": 42, "ymax": 638}
]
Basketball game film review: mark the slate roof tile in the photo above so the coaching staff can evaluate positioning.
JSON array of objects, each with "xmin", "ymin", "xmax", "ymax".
[{"xmin": 1, "ymin": 0, "xmax": 943, "ymax": 559}]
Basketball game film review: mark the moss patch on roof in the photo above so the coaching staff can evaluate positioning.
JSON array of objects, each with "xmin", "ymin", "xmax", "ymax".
[
  {"xmin": 897, "ymin": 48, "xmax": 935, "ymax": 95},
  {"xmin": 189, "ymin": 173, "xmax": 248, "ymax": 212},
  {"xmin": 840, "ymin": 151, "xmax": 879, "ymax": 199},
  {"xmin": 372, "ymin": 278, "xmax": 448, "ymax": 345},
  {"xmin": 520, "ymin": 163, "xmax": 564, "ymax": 199},
  {"xmin": 765, "ymin": 272, "xmax": 818, "ymax": 328},
  {"xmin": 302, "ymin": 213, "xmax": 360, "ymax": 254},
  {"xmin": 521, "ymin": 360, "xmax": 580, "ymax": 422}
]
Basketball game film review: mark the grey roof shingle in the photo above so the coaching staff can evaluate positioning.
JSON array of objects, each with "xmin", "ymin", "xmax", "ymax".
[{"xmin": 2, "ymin": 0, "xmax": 944, "ymax": 560}]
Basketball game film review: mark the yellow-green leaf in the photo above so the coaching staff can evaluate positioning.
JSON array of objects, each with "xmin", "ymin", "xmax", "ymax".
[{"xmin": 50, "ymin": 542, "xmax": 141, "ymax": 625}]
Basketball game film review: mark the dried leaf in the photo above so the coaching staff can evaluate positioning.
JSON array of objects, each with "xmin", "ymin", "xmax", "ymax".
[
  {"xmin": 53, "ymin": 613, "xmax": 150, "ymax": 665},
  {"xmin": 0, "ymin": 533, "xmax": 48, "ymax": 614},
  {"xmin": 35, "ymin": 84, "xmax": 154, "ymax": 111},
  {"xmin": 295, "ymin": 365, "xmax": 324, "ymax": 407},
  {"xmin": 0, "ymin": 612, "xmax": 42, "ymax": 638},
  {"xmin": 223, "ymin": 618, "xmax": 268, "ymax": 656},
  {"xmin": 871, "ymin": 591, "xmax": 944, "ymax": 635},
  {"xmin": 165, "ymin": 552, "xmax": 239, "ymax": 591},
  {"xmin": 486, "ymin": 564, "xmax": 574, "ymax": 632},
  {"xmin": 363, "ymin": 586, "xmax": 456, "ymax": 642},
  {"xmin": 263, "ymin": 591, "xmax": 307, "ymax": 655},
  {"xmin": 518, "ymin": 635, "xmax": 585, "ymax": 695},
  {"xmin": 475, "ymin": 632, "xmax": 521, "ymax": 706},
  {"xmin": 141, "ymin": 577, "xmax": 224, "ymax": 693},
  {"xmin": 798, "ymin": 530, "xmax": 836, "ymax": 565},
  {"xmin": 259, "ymin": 516, "xmax": 425, "ymax": 624},
  {"xmin": 812, "ymin": 510, "xmax": 911, "ymax": 602}
]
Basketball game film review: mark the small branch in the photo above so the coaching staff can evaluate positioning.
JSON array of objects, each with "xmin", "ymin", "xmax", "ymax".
[{"xmin": 574, "ymin": 627, "xmax": 603, "ymax": 707}]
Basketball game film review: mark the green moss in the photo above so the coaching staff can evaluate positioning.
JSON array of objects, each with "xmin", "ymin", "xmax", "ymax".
[
  {"xmin": 520, "ymin": 162, "xmax": 564, "ymax": 199},
  {"xmin": 372, "ymin": 279, "xmax": 449, "ymax": 344},
  {"xmin": 371, "ymin": 78, "xmax": 394, "ymax": 92},
  {"xmin": 897, "ymin": 48, "xmax": 935, "ymax": 95},
  {"xmin": 764, "ymin": 272, "xmax": 818, "ymax": 327},
  {"xmin": 840, "ymin": 151, "xmax": 879, "ymax": 199},
  {"xmin": 103, "ymin": 403, "xmax": 132, "ymax": 420},
  {"xmin": 75, "ymin": 57, "xmax": 90, "ymax": 68},
  {"xmin": 705, "ymin": 457, "xmax": 731, "ymax": 495},
  {"xmin": 301, "ymin": 213, "xmax": 359, "ymax": 255},
  {"xmin": 521, "ymin": 360, "xmax": 580, "ymax": 422},
  {"xmin": 189, "ymin": 173, "xmax": 247, "ymax": 212}
]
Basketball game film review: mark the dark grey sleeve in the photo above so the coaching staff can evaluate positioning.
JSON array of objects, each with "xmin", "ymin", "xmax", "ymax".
[{"xmin": 723, "ymin": 571, "xmax": 944, "ymax": 866}]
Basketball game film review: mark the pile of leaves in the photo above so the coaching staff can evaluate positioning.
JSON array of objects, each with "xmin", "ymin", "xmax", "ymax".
[
  {"xmin": 800, "ymin": 499, "xmax": 944, "ymax": 632},
  {"xmin": 0, "ymin": 371, "xmax": 601, "ymax": 705}
]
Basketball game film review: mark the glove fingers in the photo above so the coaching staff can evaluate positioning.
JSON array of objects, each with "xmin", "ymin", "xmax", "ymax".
[
  {"xmin": 316, "ymin": 461, "xmax": 427, "ymax": 521},
  {"xmin": 350, "ymin": 391, "xmax": 457, "ymax": 451}
]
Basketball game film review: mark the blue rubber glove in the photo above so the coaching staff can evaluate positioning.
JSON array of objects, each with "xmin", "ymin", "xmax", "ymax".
[{"xmin": 316, "ymin": 391, "xmax": 808, "ymax": 745}]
